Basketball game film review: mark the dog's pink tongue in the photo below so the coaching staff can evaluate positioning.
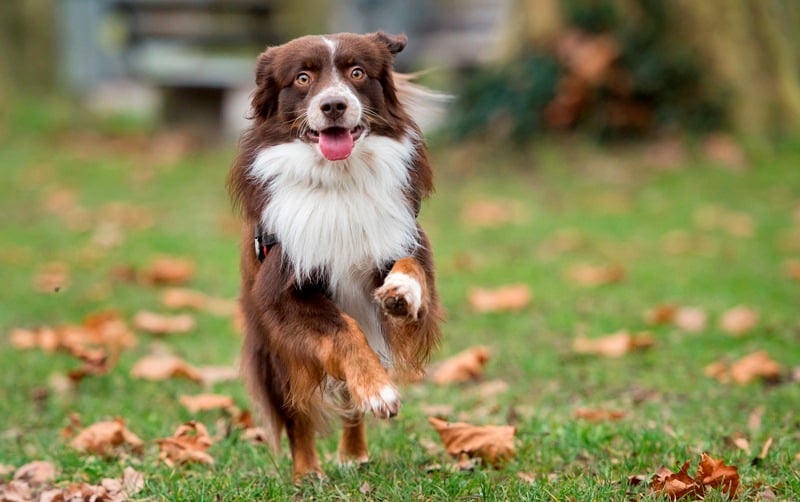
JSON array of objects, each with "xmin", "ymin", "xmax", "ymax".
[{"xmin": 319, "ymin": 128, "xmax": 353, "ymax": 161}]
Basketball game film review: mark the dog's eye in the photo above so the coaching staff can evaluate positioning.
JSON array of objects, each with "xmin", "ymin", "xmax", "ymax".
[
  {"xmin": 350, "ymin": 67, "xmax": 366, "ymax": 80},
  {"xmin": 295, "ymin": 72, "xmax": 311, "ymax": 86}
]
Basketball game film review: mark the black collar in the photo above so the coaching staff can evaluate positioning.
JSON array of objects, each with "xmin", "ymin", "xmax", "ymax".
[{"xmin": 254, "ymin": 225, "xmax": 278, "ymax": 262}]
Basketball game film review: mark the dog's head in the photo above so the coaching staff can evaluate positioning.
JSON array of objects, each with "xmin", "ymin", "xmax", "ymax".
[{"xmin": 250, "ymin": 32, "xmax": 409, "ymax": 161}]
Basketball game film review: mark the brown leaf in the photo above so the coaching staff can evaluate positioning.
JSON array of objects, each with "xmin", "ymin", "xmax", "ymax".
[
  {"xmin": 157, "ymin": 421, "xmax": 214, "ymax": 466},
  {"xmin": 467, "ymin": 284, "xmax": 531, "ymax": 313},
  {"xmin": 431, "ymin": 347, "xmax": 491, "ymax": 385},
  {"xmin": 566, "ymin": 264, "xmax": 625, "ymax": 287},
  {"xmin": 730, "ymin": 351, "xmax": 783, "ymax": 384},
  {"xmin": 783, "ymin": 259, "xmax": 800, "ymax": 281},
  {"xmin": 573, "ymin": 408, "xmax": 626, "ymax": 423},
  {"xmin": 179, "ymin": 394, "xmax": 235, "ymax": 414},
  {"xmin": 69, "ymin": 417, "xmax": 144, "ymax": 456},
  {"xmin": 13, "ymin": 461, "xmax": 56, "ymax": 486},
  {"xmin": 673, "ymin": 307, "xmax": 708, "ymax": 332},
  {"xmin": 696, "ymin": 452, "xmax": 740, "ymax": 496},
  {"xmin": 649, "ymin": 461, "xmax": 698, "ymax": 500},
  {"xmin": 719, "ymin": 305, "xmax": 759, "ymax": 335},
  {"xmin": 428, "ymin": 417, "xmax": 515, "ymax": 467},
  {"xmin": 573, "ymin": 331, "xmax": 654, "ymax": 357},
  {"xmin": 161, "ymin": 288, "xmax": 237, "ymax": 316},
  {"xmin": 195, "ymin": 365, "xmax": 239, "ymax": 387},
  {"xmin": 133, "ymin": 311, "xmax": 196, "ymax": 335},
  {"xmin": 644, "ymin": 304, "xmax": 677, "ymax": 325},
  {"xmin": 33, "ymin": 262, "xmax": 70, "ymax": 293},
  {"xmin": 140, "ymin": 256, "xmax": 195, "ymax": 286},
  {"xmin": 461, "ymin": 199, "xmax": 525, "ymax": 228},
  {"xmin": 130, "ymin": 354, "xmax": 202, "ymax": 382},
  {"xmin": 121, "ymin": 466, "xmax": 144, "ymax": 496}
]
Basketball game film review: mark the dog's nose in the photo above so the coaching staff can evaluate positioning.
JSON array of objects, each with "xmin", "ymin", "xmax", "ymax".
[{"xmin": 320, "ymin": 97, "xmax": 347, "ymax": 120}]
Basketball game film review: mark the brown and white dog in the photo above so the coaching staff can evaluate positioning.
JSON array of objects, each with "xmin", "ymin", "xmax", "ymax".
[{"xmin": 228, "ymin": 32, "xmax": 443, "ymax": 481}]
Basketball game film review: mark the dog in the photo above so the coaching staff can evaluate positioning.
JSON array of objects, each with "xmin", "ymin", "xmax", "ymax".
[{"xmin": 228, "ymin": 31, "xmax": 443, "ymax": 481}]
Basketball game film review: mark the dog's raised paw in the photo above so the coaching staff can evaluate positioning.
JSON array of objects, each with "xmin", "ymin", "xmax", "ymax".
[
  {"xmin": 375, "ymin": 272, "xmax": 422, "ymax": 319},
  {"xmin": 361, "ymin": 384, "xmax": 400, "ymax": 419}
]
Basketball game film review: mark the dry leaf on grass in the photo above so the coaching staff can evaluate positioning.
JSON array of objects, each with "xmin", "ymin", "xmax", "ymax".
[
  {"xmin": 133, "ymin": 311, "xmax": 196, "ymax": 335},
  {"xmin": 566, "ymin": 264, "xmax": 625, "ymax": 287},
  {"xmin": 130, "ymin": 354, "xmax": 202, "ymax": 382},
  {"xmin": 428, "ymin": 417, "xmax": 515, "ymax": 467},
  {"xmin": 195, "ymin": 365, "xmax": 239, "ymax": 387},
  {"xmin": 719, "ymin": 305, "xmax": 759, "ymax": 335},
  {"xmin": 649, "ymin": 453, "xmax": 740, "ymax": 499},
  {"xmin": 460, "ymin": 199, "xmax": 525, "ymax": 228},
  {"xmin": 467, "ymin": 284, "xmax": 531, "ymax": 313},
  {"xmin": 140, "ymin": 256, "xmax": 195, "ymax": 285},
  {"xmin": 431, "ymin": 346, "xmax": 491, "ymax": 385},
  {"xmin": 706, "ymin": 351, "xmax": 783, "ymax": 385},
  {"xmin": 783, "ymin": 259, "xmax": 800, "ymax": 281},
  {"xmin": 644, "ymin": 305, "xmax": 707, "ymax": 332},
  {"xmin": 573, "ymin": 408, "xmax": 626, "ymax": 422},
  {"xmin": 573, "ymin": 331, "xmax": 654, "ymax": 357},
  {"xmin": 13, "ymin": 461, "xmax": 56, "ymax": 485},
  {"xmin": 68, "ymin": 417, "xmax": 144, "ymax": 456},
  {"xmin": 33, "ymin": 262, "xmax": 70, "ymax": 293},
  {"xmin": 157, "ymin": 421, "xmax": 214, "ymax": 466},
  {"xmin": 179, "ymin": 394, "xmax": 235, "ymax": 414},
  {"xmin": 161, "ymin": 288, "xmax": 237, "ymax": 316}
]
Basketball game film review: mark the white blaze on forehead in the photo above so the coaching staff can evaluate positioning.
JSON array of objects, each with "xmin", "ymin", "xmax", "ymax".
[{"xmin": 307, "ymin": 36, "xmax": 362, "ymax": 132}]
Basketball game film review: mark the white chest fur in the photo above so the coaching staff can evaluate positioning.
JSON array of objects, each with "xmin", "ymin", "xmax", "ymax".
[{"xmin": 249, "ymin": 134, "xmax": 420, "ymax": 363}]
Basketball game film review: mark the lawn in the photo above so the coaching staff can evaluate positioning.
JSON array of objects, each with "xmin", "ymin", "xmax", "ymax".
[{"xmin": 1, "ymin": 100, "xmax": 799, "ymax": 500}]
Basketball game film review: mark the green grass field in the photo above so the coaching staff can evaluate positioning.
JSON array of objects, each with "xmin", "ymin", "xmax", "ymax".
[{"xmin": 1, "ymin": 101, "xmax": 799, "ymax": 500}]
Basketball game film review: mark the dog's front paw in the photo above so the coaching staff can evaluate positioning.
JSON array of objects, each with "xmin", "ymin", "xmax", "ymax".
[
  {"xmin": 375, "ymin": 272, "xmax": 422, "ymax": 320},
  {"xmin": 349, "ymin": 380, "xmax": 400, "ymax": 419}
]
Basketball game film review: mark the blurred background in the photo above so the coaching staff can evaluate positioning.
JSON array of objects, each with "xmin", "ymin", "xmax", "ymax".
[{"xmin": 2, "ymin": 0, "xmax": 799, "ymax": 142}]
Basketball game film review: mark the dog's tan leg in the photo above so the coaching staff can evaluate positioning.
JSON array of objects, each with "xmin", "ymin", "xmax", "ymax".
[
  {"xmin": 374, "ymin": 254, "xmax": 441, "ymax": 371},
  {"xmin": 286, "ymin": 416, "xmax": 323, "ymax": 483},
  {"xmin": 338, "ymin": 414, "xmax": 369, "ymax": 464},
  {"xmin": 317, "ymin": 316, "xmax": 400, "ymax": 419}
]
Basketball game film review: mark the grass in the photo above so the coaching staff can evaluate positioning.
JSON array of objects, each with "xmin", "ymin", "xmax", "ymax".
[{"xmin": 1, "ymin": 100, "xmax": 799, "ymax": 500}]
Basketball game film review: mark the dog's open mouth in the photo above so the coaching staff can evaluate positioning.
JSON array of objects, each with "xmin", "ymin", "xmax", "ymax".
[{"xmin": 306, "ymin": 126, "xmax": 364, "ymax": 161}]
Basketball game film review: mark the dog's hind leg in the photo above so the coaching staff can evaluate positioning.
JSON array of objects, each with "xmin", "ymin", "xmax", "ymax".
[
  {"xmin": 338, "ymin": 412, "xmax": 369, "ymax": 464},
  {"xmin": 286, "ymin": 414, "xmax": 324, "ymax": 482}
]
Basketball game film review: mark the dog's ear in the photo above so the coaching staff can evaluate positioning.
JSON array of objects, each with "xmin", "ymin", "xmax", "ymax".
[
  {"xmin": 372, "ymin": 31, "xmax": 407, "ymax": 56},
  {"xmin": 251, "ymin": 48, "xmax": 279, "ymax": 119}
]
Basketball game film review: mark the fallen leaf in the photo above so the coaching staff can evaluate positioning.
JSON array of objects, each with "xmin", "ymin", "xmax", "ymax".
[
  {"xmin": 730, "ymin": 351, "xmax": 782, "ymax": 384},
  {"xmin": 573, "ymin": 331, "xmax": 654, "ymax": 357},
  {"xmin": 649, "ymin": 461, "xmax": 698, "ymax": 500},
  {"xmin": 133, "ymin": 311, "xmax": 196, "ymax": 335},
  {"xmin": 721, "ymin": 212, "xmax": 755, "ymax": 238},
  {"xmin": 757, "ymin": 437, "xmax": 773, "ymax": 462},
  {"xmin": 474, "ymin": 379, "xmax": 509, "ymax": 399},
  {"xmin": 537, "ymin": 228, "xmax": 585, "ymax": 257},
  {"xmin": 241, "ymin": 427, "xmax": 271, "ymax": 444},
  {"xmin": 696, "ymin": 452, "xmax": 740, "ymax": 496},
  {"xmin": 573, "ymin": 408, "xmax": 626, "ymax": 422},
  {"xmin": 431, "ymin": 346, "xmax": 491, "ymax": 385},
  {"xmin": 161, "ymin": 288, "xmax": 237, "ymax": 316},
  {"xmin": 2, "ymin": 480, "xmax": 33, "ymax": 501},
  {"xmin": 644, "ymin": 304, "xmax": 677, "ymax": 325},
  {"xmin": 179, "ymin": 394, "xmax": 235, "ymax": 414},
  {"xmin": 121, "ymin": 466, "xmax": 144, "ymax": 496},
  {"xmin": 69, "ymin": 417, "xmax": 144, "ymax": 456},
  {"xmin": 13, "ymin": 461, "xmax": 56, "ymax": 485},
  {"xmin": 359, "ymin": 481, "xmax": 371, "ymax": 495},
  {"xmin": 719, "ymin": 305, "xmax": 759, "ymax": 335},
  {"xmin": 783, "ymin": 259, "xmax": 800, "ymax": 281},
  {"xmin": 461, "ymin": 199, "xmax": 525, "ymax": 228},
  {"xmin": 467, "ymin": 284, "xmax": 531, "ymax": 313},
  {"xmin": 33, "ymin": 262, "xmax": 70, "ymax": 293},
  {"xmin": 673, "ymin": 307, "xmax": 708, "ymax": 332},
  {"xmin": 428, "ymin": 417, "xmax": 515, "ymax": 467},
  {"xmin": 705, "ymin": 351, "xmax": 783, "ymax": 385},
  {"xmin": 517, "ymin": 471, "xmax": 537, "ymax": 484},
  {"xmin": 140, "ymin": 256, "xmax": 195, "ymax": 285},
  {"xmin": 195, "ymin": 365, "xmax": 240, "ymax": 387},
  {"xmin": 566, "ymin": 264, "xmax": 625, "ymax": 287},
  {"xmin": 130, "ymin": 354, "xmax": 202, "ymax": 382},
  {"xmin": 0, "ymin": 464, "xmax": 14, "ymax": 477},
  {"xmin": 157, "ymin": 421, "xmax": 215, "ymax": 466}
]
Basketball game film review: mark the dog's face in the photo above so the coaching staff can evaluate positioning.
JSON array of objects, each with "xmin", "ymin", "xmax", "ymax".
[{"xmin": 251, "ymin": 32, "xmax": 408, "ymax": 161}]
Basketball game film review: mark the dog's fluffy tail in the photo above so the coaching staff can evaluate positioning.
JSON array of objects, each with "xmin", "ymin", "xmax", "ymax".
[{"xmin": 393, "ymin": 72, "xmax": 452, "ymax": 133}]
